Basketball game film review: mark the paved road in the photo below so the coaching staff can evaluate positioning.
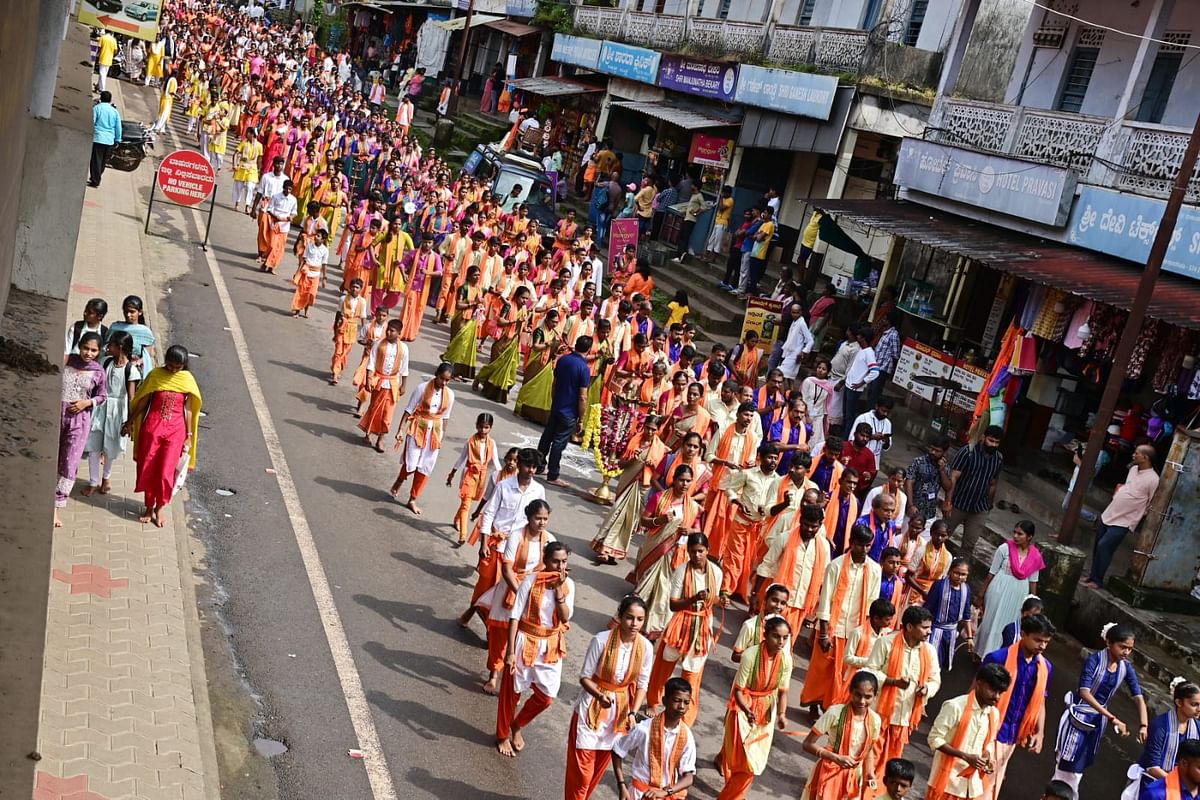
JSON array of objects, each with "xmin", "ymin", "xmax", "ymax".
[{"xmin": 117, "ymin": 82, "xmax": 1144, "ymax": 800}]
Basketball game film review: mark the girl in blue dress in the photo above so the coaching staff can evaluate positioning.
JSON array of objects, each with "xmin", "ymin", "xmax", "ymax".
[
  {"xmin": 1121, "ymin": 678, "xmax": 1200, "ymax": 799},
  {"xmin": 1053, "ymin": 622, "xmax": 1149, "ymax": 794},
  {"xmin": 922, "ymin": 556, "xmax": 973, "ymax": 671}
]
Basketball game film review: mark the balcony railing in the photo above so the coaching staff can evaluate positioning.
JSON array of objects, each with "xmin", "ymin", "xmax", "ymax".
[
  {"xmin": 572, "ymin": 7, "xmax": 868, "ymax": 70},
  {"xmin": 931, "ymin": 98, "xmax": 1200, "ymax": 202}
]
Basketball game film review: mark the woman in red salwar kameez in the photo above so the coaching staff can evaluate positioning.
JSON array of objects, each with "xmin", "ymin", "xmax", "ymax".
[{"xmin": 124, "ymin": 345, "xmax": 203, "ymax": 528}]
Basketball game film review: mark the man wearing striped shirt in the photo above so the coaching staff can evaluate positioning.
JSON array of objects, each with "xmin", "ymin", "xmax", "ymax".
[{"xmin": 942, "ymin": 425, "xmax": 1005, "ymax": 560}]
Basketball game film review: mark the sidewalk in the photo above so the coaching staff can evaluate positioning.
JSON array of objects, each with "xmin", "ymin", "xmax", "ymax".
[{"xmin": 34, "ymin": 81, "xmax": 218, "ymax": 800}]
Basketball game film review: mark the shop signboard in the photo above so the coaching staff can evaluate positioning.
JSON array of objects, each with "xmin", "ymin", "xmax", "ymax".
[
  {"xmin": 1067, "ymin": 185, "xmax": 1200, "ymax": 280},
  {"xmin": 597, "ymin": 41, "xmax": 661, "ymax": 85},
  {"xmin": 688, "ymin": 133, "xmax": 734, "ymax": 169},
  {"xmin": 78, "ymin": 0, "xmax": 164, "ymax": 41},
  {"xmin": 506, "ymin": 0, "xmax": 536, "ymax": 16},
  {"xmin": 658, "ymin": 55, "xmax": 737, "ymax": 102},
  {"xmin": 733, "ymin": 65, "xmax": 837, "ymax": 120},
  {"xmin": 551, "ymin": 34, "xmax": 602, "ymax": 70},
  {"xmin": 895, "ymin": 139, "xmax": 1077, "ymax": 227},
  {"xmin": 608, "ymin": 218, "xmax": 639, "ymax": 267},
  {"xmin": 741, "ymin": 297, "xmax": 784, "ymax": 347},
  {"xmin": 893, "ymin": 338, "xmax": 987, "ymax": 413}
]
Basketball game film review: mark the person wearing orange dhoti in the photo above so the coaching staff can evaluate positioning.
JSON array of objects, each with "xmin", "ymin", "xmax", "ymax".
[
  {"xmin": 611, "ymin": 678, "xmax": 697, "ymax": 800},
  {"xmin": 342, "ymin": 217, "xmax": 381, "ymax": 292},
  {"xmin": 554, "ymin": 211, "xmax": 578, "ymax": 254},
  {"xmin": 564, "ymin": 596, "xmax": 652, "ymax": 800},
  {"xmin": 293, "ymin": 201, "xmax": 328, "ymax": 272},
  {"xmin": 357, "ymin": 321, "xmax": 409, "ymax": 451},
  {"xmin": 291, "ymin": 229, "xmax": 328, "ymax": 317},
  {"xmin": 496, "ymin": 541, "xmax": 574, "ymax": 758},
  {"xmin": 802, "ymin": 525, "xmax": 882, "ymax": 714},
  {"xmin": 715, "ymin": 617, "xmax": 793, "ymax": 800},
  {"xmin": 254, "ymin": 155, "xmax": 286, "ymax": 263},
  {"xmin": 458, "ymin": 448, "xmax": 542, "ymax": 623},
  {"xmin": 435, "ymin": 222, "xmax": 476, "ymax": 323},
  {"xmin": 338, "ymin": 193, "xmax": 384, "ymax": 264},
  {"xmin": 446, "ymin": 414, "xmax": 502, "ymax": 546},
  {"xmin": 720, "ymin": 444, "xmax": 782, "ymax": 601},
  {"xmin": 389, "ymin": 364, "xmax": 455, "ymax": 515},
  {"xmin": 753, "ymin": 503, "xmax": 829, "ymax": 638},
  {"xmin": 482, "ymin": 498, "xmax": 555, "ymax": 696},
  {"xmin": 801, "ymin": 671, "xmax": 883, "ymax": 800},
  {"xmin": 352, "ymin": 305, "xmax": 389, "ymax": 409},
  {"xmin": 703, "ymin": 402, "xmax": 761, "ymax": 559},
  {"xmin": 644, "ymin": 532, "xmax": 726, "ymax": 726},
  {"xmin": 866, "ymin": 605, "xmax": 941, "ymax": 777},
  {"xmin": 262, "ymin": 179, "xmax": 298, "ymax": 274},
  {"xmin": 925, "ymin": 666, "xmax": 1009, "ymax": 800},
  {"xmin": 330, "ymin": 281, "xmax": 369, "ymax": 385},
  {"xmin": 397, "ymin": 238, "xmax": 441, "ymax": 342}
]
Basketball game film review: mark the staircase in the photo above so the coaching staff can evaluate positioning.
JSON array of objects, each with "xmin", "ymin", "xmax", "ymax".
[{"xmin": 645, "ymin": 248, "xmax": 746, "ymax": 338}]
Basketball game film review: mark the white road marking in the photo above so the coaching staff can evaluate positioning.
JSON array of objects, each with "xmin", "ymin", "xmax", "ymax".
[
  {"xmin": 501, "ymin": 433, "xmax": 597, "ymax": 477},
  {"xmin": 201, "ymin": 246, "xmax": 399, "ymax": 800}
]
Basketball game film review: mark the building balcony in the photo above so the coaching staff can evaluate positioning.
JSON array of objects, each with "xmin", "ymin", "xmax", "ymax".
[
  {"xmin": 572, "ymin": 5, "xmax": 871, "ymax": 72},
  {"xmin": 930, "ymin": 97, "xmax": 1200, "ymax": 202}
]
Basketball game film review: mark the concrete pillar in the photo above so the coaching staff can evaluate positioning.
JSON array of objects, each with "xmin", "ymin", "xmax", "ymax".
[
  {"xmin": 825, "ymin": 127, "xmax": 858, "ymax": 200},
  {"xmin": 869, "ymin": 236, "xmax": 904, "ymax": 318},
  {"xmin": 1113, "ymin": 0, "xmax": 1174, "ymax": 122},
  {"xmin": 29, "ymin": 0, "xmax": 69, "ymax": 119},
  {"xmin": 595, "ymin": 91, "xmax": 612, "ymax": 139},
  {"xmin": 934, "ymin": 0, "xmax": 981, "ymax": 100},
  {"xmin": 1037, "ymin": 540, "xmax": 1088, "ymax": 630}
]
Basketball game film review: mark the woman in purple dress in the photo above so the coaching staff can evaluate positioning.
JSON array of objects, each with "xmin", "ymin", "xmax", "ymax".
[{"xmin": 55, "ymin": 332, "xmax": 107, "ymax": 527}]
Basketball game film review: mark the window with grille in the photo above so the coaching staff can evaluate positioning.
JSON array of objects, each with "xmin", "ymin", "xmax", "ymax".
[
  {"xmin": 797, "ymin": 0, "xmax": 816, "ymax": 25},
  {"xmin": 904, "ymin": 0, "xmax": 929, "ymax": 46},
  {"xmin": 1056, "ymin": 45, "xmax": 1099, "ymax": 112},
  {"xmin": 716, "ymin": 0, "xmax": 731, "ymax": 19}
]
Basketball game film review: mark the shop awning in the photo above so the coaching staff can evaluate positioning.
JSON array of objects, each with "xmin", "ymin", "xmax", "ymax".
[
  {"xmin": 510, "ymin": 76, "xmax": 604, "ymax": 97},
  {"xmin": 484, "ymin": 19, "xmax": 540, "ymax": 37},
  {"xmin": 433, "ymin": 13, "xmax": 503, "ymax": 30},
  {"xmin": 813, "ymin": 199, "xmax": 1200, "ymax": 330},
  {"xmin": 738, "ymin": 86, "xmax": 854, "ymax": 154},
  {"xmin": 611, "ymin": 100, "xmax": 740, "ymax": 131}
]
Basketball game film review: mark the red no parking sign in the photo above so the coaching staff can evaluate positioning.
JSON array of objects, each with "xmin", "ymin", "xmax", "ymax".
[{"xmin": 156, "ymin": 150, "xmax": 216, "ymax": 205}]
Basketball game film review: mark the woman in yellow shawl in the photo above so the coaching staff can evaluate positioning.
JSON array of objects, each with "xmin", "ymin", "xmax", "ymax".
[{"xmin": 122, "ymin": 345, "xmax": 202, "ymax": 528}]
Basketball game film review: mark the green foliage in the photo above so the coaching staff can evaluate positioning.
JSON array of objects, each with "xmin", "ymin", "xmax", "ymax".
[{"xmin": 532, "ymin": 0, "xmax": 573, "ymax": 33}]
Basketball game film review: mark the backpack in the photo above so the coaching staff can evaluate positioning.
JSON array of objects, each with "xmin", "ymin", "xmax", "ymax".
[{"xmin": 104, "ymin": 356, "xmax": 136, "ymax": 391}]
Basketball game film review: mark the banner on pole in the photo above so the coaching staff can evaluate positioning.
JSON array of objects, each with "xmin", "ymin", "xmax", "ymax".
[
  {"xmin": 740, "ymin": 296, "xmax": 784, "ymax": 346},
  {"xmin": 608, "ymin": 217, "xmax": 639, "ymax": 269}
]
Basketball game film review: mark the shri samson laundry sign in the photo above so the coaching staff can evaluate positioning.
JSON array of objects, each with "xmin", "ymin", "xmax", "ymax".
[{"xmin": 896, "ymin": 138, "xmax": 1077, "ymax": 226}]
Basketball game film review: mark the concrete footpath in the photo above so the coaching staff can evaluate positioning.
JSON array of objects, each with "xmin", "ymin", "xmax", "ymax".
[{"xmin": 34, "ymin": 80, "xmax": 219, "ymax": 800}]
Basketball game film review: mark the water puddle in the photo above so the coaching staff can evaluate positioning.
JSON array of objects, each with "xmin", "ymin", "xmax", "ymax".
[{"xmin": 253, "ymin": 737, "xmax": 288, "ymax": 758}]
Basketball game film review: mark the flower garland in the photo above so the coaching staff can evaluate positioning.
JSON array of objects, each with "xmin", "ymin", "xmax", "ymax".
[{"xmin": 581, "ymin": 402, "xmax": 645, "ymax": 480}]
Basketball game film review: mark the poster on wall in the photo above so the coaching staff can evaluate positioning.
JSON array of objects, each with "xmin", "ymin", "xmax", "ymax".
[
  {"xmin": 688, "ymin": 134, "xmax": 734, "ymax": 169},
  {"xmin": 78, "ymin": 0, "xmax": 164, "ymax": 41},
  {"xmin": 741, "ymin": 297, "xmax": 784, "ymax": 346}
]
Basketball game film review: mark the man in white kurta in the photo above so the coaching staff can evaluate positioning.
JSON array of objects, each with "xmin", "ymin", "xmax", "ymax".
[
  {"xmin": 865, "ymin": 606, "xmax": 942, "ymax": 776},
  {"xmin": 612, "ymin": 711, "xmax": 697, "ymax": 800},
  {"xmin": 926, "ymin": 667, "xmax": 1007, "ymax": 800},
  {"xmin": 390, "ymin": 369, "xmax": 450, "ymax": 514}
]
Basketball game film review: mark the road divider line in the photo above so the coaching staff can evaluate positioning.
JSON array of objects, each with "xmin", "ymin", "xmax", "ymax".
[{"xmin": 201, "ymin": 246, "xmax": 398, "ymax": 800}]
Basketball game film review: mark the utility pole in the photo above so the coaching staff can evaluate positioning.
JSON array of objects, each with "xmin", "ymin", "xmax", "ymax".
[
  {"xmin": 455, "ymin": 0, "xmax": 475, "ymax": 85},
  {"xmin": 1058, "ymin": 109, "xmax": 1200, "ymax": 544}
]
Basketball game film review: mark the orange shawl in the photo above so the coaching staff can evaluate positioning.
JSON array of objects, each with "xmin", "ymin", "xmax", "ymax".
[
  {"xmin": 644, "ymin": 714, "xmax": 690, "ymax": 795},
  {"xmin": 405, "ymin": 380, "xmax": 450, "ymax": 449},
  {"xmin": 993, "ymin": 644, "xmax": 1048, "ymax": 744},
  {"xmin": 822, "ymin": 490, "xmax": 859, "ymax": 547},
  {"xmin": 927, "ymin": 693, "xmax": 998, "ymax": 798},
  {"xmin": 459, "ymin": 433, "xmax": 495, "ymax": 501},
  {"xmin": 517, "ymin": 570, "xmax": 569, "ymax": 667},
  {"xmin": 584, "ymin": 632, "xmax": 647, "ymax": 733},
  {"xmin": 773, "ymin": 523, "xmax": 829, "ymax": 619},
  {"xmin": 875, "ymin": 634, "xmax": 933, "ymax": 729}
]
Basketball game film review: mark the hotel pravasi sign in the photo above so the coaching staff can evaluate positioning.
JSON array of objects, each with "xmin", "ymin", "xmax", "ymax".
[
  {"xmin": 895, "ymin": 139, "xmax": 1077, "ymax": 227},
  {"xmin": 893, "ymin": 338, "xmax": 987, "ymax": 413}
]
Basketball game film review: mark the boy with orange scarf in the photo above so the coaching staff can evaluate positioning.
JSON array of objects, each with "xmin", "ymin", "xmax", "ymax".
[
  {"xmin": 980, "ymin": 614, "xmax": 1054, "ymax": 799},
  {"xmin": 329, "ymin": 279, "xmax": 368, "ymax": 385},
  {"xmin": 611, "ymin": 677, "xmax": 697, "ymax": 800},
  {"xmin": 753, "ymin": 503, "xmax": 829, "ymax": 638},
  {"xmin": 715, "ymin": 615, "xmax": 793, "ymax": 800},
  {"xmin": 865, "ymin": 605, "xmax": 942, "ymax": 778},
  {"xmin": 925, "ymin": 663, "xmax": 1010, "ymax": 800},
  {"xmin": 496, "ymin": 541, "xmax": 574, "ymax": 758},
  {"xmin": 390, "ymin": 363, "xmax": 455, "ymax": 516},
  {"xmin": 702, "ymin": 402, "xmax": 760, "ymax": 557},
  {"xmin": 720, "ymin": 443, "xmax": 784, "ymax": 601},
  {"xmin": 802, "ymin": 525, "xmax": 881, "ymax": 715},
  {"xmin": 446, "ymin": 413, "xmax": 501, "ymax": 546},
  {"xmin": 356, "ymin": 320, "xmax": 409, "ymax": 451}
]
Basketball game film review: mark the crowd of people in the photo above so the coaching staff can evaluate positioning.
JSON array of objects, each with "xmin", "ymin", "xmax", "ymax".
[{"xmin": 66, "ymin": 2, "xmax": 1200, "ymax": 799}]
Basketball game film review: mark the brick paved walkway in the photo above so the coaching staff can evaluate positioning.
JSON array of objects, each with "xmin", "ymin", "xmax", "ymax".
[{"xmin": 36, "ymin": 82, "xmax": 216, "ymax": 800}]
